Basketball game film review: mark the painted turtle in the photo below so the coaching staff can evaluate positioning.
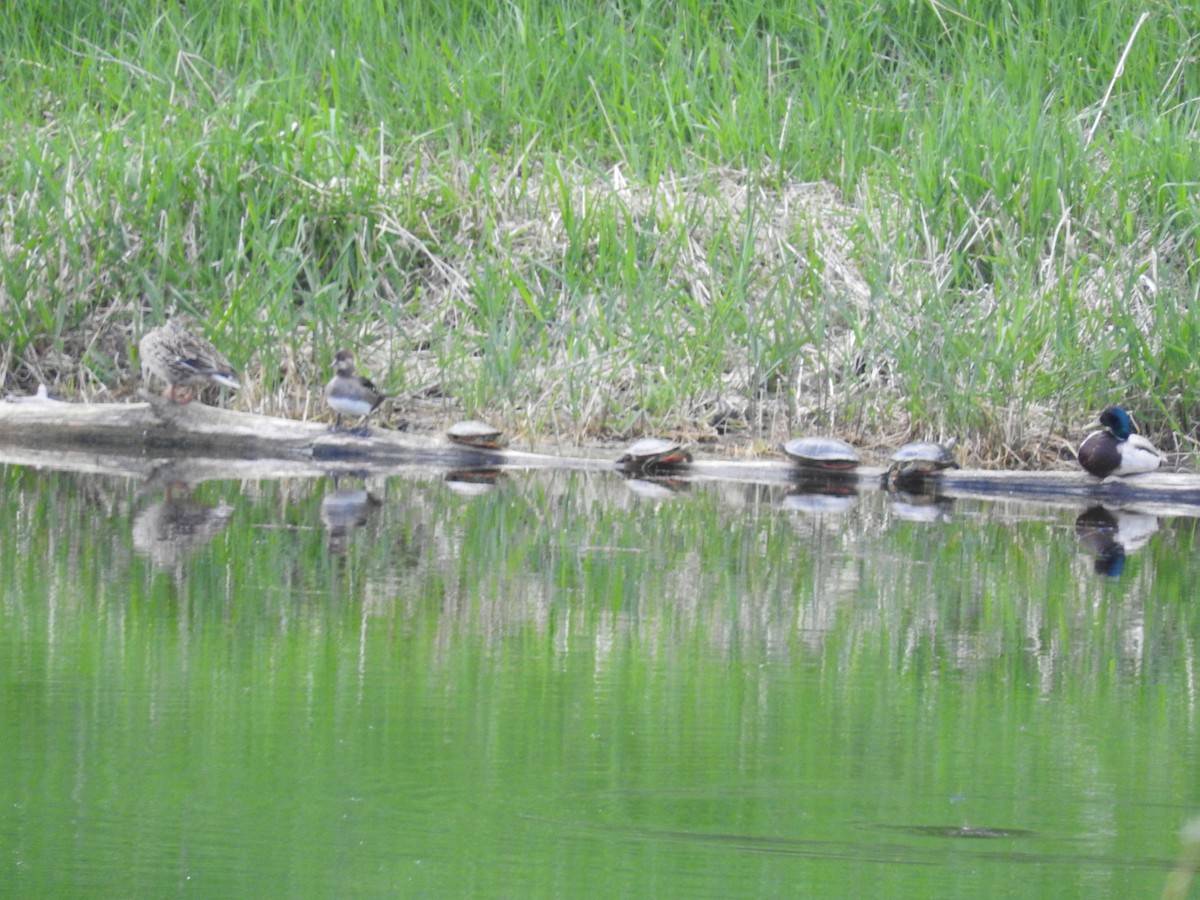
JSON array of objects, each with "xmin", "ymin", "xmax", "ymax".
[
  {"xmin": 446, "ymin": 420, "xmax": 507, "ymax": 450},
  {"xmin": 887, "ymin": 441, "xmax": 958, "ymax": 479},
  {"xmin": 616, "ymin": 437, "xmax": 692, "ymax": 473},
  {"xmin": 779, "ymin": 437, "xmax": 860, "ymax": 472}
]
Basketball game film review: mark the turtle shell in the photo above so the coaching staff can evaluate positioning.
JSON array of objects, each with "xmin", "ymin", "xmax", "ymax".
[
  {"xmin": 780, "ymin": 437, "xmax": 860, "ymax": 471},
  {"xmin": 616, "ymin": 437, "xmax": 692, "ymax": 470},
  {"xmin": 888, "ymin": 441, "xmax": 958, "ymax": 474},
  {"xmin": 447, "ymin": 420, "xmax": 507, "ymax": 449}
]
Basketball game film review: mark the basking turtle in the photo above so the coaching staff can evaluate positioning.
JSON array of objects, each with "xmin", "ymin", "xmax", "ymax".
[
  {"xmin": 779, "ymin": 437, "xmax": 860, "ymax": 472},
  {"xmin": 885, "ymin": 441, "xmax": 959, "ymax": 489},
  {"xmin": 616, "ymin": 437, "xmax": 692, "ymax": 474},
  {"xmin": 446, "ymin": 420, "xmax": 507, "ymax": 450}
]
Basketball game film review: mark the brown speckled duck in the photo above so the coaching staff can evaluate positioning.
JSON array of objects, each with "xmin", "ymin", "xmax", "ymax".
[{"xmin": 139, "ymin": 318, "xmax": 240, "ymax": 404}]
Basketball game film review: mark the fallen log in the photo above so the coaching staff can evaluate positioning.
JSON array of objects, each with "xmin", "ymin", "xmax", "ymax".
[{"xmin": 2, "ymin": 394, "xmax": 1199, "ymax": 515}]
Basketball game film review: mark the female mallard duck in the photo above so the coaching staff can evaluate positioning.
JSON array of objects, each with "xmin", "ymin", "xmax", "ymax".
[
  {"xmin": 139, "ymin": 318, "xmax": 240, "ymax": 404},
  {"xmin": 1076, "ymin": 406, "xmax": 1163, "ymax": 477},
  {"xmin": 324, "ymin": 349, "xmax": 385, "ymax": 435}
]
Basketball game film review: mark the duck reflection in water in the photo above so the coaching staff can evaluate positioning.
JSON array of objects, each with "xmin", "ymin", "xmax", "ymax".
[
  {"xmin": 320, "ymin": 483, "xmax": 382, "ymax": 557},
  {"xmin": 132, "ymin": 482, "xmax": 235, "ymax": 570},
  {"xmin": 1074, "ymin": 505, "xmax": 1160, "ymax": 577}
]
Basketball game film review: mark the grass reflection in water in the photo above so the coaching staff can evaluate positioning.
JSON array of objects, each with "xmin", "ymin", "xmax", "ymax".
[{"xmin": 0, "ymin": 466, "xmax": 1196, "ymax": 898}]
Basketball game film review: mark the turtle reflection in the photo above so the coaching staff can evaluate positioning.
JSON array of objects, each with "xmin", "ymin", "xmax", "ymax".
[
  {"xmin": 781, "ymin": 476, "xmax": 858, "ymax": 515},
  {"xmin": 1074, "ymin": 504, "xmax": 1160, "ymax": 577},
  {"xmin": 623, "ymin": 475, "xmax": 689, "ymax": 500},
  {"xmin": 444, "ymin": 468, "xmax": 504, "ymax": 497},
  {"xmin": 887, "ymin": 489, "xmax": 954, "ymax": 524}
]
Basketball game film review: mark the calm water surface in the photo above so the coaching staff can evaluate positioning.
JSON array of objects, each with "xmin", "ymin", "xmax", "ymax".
[{"xmin": 2, "ymin": 464, "xmax": 1198, "ymax": 897}]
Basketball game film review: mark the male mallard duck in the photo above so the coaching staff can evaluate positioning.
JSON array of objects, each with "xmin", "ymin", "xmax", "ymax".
[
  {"xmin": 324, "ymin": 349, "xmax": 385, "ymax": 435},
  {"xmin": 139, "ymin": 318, "xmax": 240, "ymax": 404},
  {"xmin": 1076, "ymin": 406, "xmax": 1163, "ymax": 477}
]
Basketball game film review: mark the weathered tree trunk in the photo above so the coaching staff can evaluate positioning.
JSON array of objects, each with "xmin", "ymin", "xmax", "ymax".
[{"xmin": 3, "ymin": 393, "xmax": 1199, "ymax": 514}]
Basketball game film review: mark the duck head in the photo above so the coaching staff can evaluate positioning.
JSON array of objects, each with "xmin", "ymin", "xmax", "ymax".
[{"xmin": 1097, "ymin": 406, "xmax": 1136, "ymax": 441}]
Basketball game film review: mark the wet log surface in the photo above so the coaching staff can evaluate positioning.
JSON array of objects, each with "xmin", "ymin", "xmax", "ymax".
[{"xmin": 2, "ymin": 394, "xmax": 1200, "ymax": 515}]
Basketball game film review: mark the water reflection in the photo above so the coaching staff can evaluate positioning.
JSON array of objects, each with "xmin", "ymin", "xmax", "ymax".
[
  {"xmin": 130, "ymin": 482, "xmax": 234, "ymax": 570},
  {"xmin": 623, "ymin": 475, "xmax": 689, "ymax": 500},
  {"xmin": 872, "ymin": 823, "xmax": 1037, "ymax": 839},
  {"xmin": 444, "ymin": 467, "xmax": 503, "ymax": 496},
  {"xmin": 782, "ymin": 475, "xmax": 859, "ymax": 514},
  {"xmin": 2, "ymin": 465, "xmax": 1198, "ymax": 899},
  {"xmin": 319, "ymin": 484, "xmax": 381, "ymax": 556},
  {"xmin": 1075, "ymin": 505, "xmax": 1160, "ymax": 577},
  {"xmin": 887, "ymin": 489, "xmax": 954, "ymax": 524}
]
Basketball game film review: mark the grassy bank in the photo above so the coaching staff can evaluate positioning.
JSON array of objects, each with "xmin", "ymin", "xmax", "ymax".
[{"xmin": 2, "ymin": 0, "xmax": 1199, "ymax": 461}]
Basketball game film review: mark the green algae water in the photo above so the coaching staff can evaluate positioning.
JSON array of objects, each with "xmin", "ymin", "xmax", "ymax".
[{"xmin": 2, "ymin": 465, "xmax": 1198, "ymax": 898}]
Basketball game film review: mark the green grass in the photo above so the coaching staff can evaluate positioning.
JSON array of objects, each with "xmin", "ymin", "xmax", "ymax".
[{"xmin": 2, "ymin": 0, "xmax": 1200, "ymax": 460}]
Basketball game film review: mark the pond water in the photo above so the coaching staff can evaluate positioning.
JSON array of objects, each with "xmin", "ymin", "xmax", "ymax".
[{"xmin": 2, "ymin": 463, "xmax": 1199, "ymax": 897}]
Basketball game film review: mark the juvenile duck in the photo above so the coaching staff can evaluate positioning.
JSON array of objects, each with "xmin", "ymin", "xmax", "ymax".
[
  {"xmin": 1076, "ymin": 406, "xmax": 1163, "ymax": 478},
  {"xmin": 139, "ymin": 318, "xmax": 240, "ymax": 404},
  {"xmin": 324, "ymin": 349, "xmax": 385, "ymax": 435}
]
